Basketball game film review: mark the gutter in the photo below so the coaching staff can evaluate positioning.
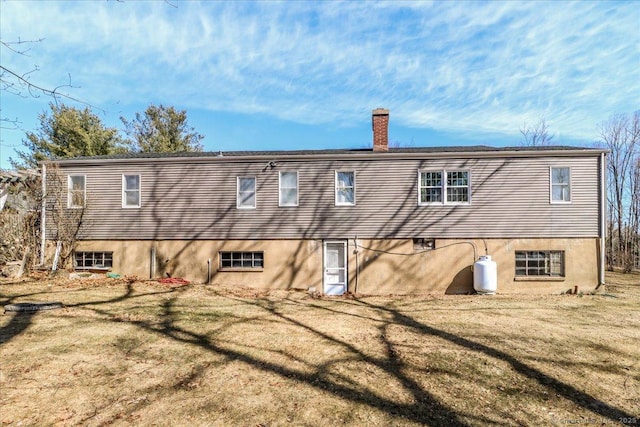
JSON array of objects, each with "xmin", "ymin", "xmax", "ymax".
[{"xmin": 43, "ymin": 148, "xmax": 609, "ymax": 167}]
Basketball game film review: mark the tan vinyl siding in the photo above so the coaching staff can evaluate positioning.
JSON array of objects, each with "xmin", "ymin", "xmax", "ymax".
[{"xmin": 46, "ymin": 155, "xmax": 600, "ymax": 240}]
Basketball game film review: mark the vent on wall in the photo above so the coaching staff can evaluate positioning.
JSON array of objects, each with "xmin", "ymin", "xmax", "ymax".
[{"xmin": 413, "ymin": 238, "xmax": 435, "ymax": 251}]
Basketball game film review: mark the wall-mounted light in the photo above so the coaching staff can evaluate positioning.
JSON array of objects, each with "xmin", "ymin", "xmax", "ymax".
[{"xmin": 262, "ymin": 160, "xmax": 277, "ymax": 171}]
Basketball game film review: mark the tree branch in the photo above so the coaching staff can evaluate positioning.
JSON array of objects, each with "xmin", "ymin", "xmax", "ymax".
[
  {"xmin": 0, "ymin": 38, "xmax": 46, "ymax": 56},
  {"xmin": 0, "ymin": 66, "xmax": 105, "ymax": 114}
]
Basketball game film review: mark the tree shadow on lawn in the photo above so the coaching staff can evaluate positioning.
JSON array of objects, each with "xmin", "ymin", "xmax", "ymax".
[
  {"xmin": 1, "ymin": 287, "xmax": 70, "ymax": 347},
  {"xmin": 132, "ymin": 296, "xmax": 475, "ymax": 426},
  {"xmin": 45, "ymin": 287, "xmax": 635, "ymax": 426},
  {"xmin": 0, "ymin": 282, "xmax": 175, "ymax": 347},
  {"xmin": 0, "ymin": 310, "xmax": 36, "ymax": 346},
  {"xmin": 10, "ymin": 284, "xmax": 633, "ymax": 426},
  {"xmin": 351, "ymin": 298, "xmax": 635, "ymax": 423}
]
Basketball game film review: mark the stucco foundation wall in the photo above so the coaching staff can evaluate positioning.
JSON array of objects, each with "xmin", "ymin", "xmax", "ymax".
[
  {"xmin": 60, "ymin": 237, "xmax": 599, "ymax": 295},
  {"xmin": 66, "ymin": 239, "xmax": 324, "ymax": 290},
  {"xmin": 350, "ymin": 238, "xmax": 598, "ymax": 295}
]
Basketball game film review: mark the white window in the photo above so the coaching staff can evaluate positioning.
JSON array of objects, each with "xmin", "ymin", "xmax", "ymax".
[
  {"xmin": 237, "ymin": 176, "xmax": 256, "ymax": 209},
  {"xmin": 335, "ymin": 171, "xmax": 356, "ymax": 206},
  {"xmin": 447, "ymin": 171, "xmax": 470, "ymax": 203},
  {"xmin": 74, "ymin": 251, "xmax": 113, "ymax": 270},
  {"xmin": 419, "ymin": 171, "xmax": 443, "ymax": 203},
  {"xmin": 515, "ymin": 251, "xmax": 564, "ymax": 277},
  {"xmin": 220, "ymin": 251, "xmax": 264, "ymax": 269},
  {"xmin": 551, "ymin": 167, "xmax": 571, "ymax": 203},
  {"xmin": 68, "ymin": 175, "xmax": 86, "ymax": 208},
  {"xmin": 122, "ymin": 174, "xmax": 141, "ymax": 208},
  {"xmin": 419, "ymin": 170, "xmax": 470, "ymax": 205},
  {"xmin": 279, "ymin": 171, "xmax": 298, "ymax": 207}
]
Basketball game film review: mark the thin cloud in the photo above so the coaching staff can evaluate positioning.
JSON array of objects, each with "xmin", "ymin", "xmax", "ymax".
[{"xmin": 1, "ymin": 1, "xmax": 638, "ymax": 141}]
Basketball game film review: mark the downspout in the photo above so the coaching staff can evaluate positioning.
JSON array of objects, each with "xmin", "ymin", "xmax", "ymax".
[
  {"xmin": 40, "ymin": 163, "xmax": 47, "ymax": 265},
  {"xmin": 599, "ymin": 152, "xmax": 607, "ymax": 287},
  {"xmin": 150, "ymin": 246, "xmax": 156, "ymax": 279},
  {"xmin": 354, "ymin": 236, "xmax": 359, "ymax": 295}
]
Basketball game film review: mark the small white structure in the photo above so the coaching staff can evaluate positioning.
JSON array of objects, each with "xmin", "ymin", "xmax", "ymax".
[{"xmin": 473, "ymin": 255, "xmax": 497, "ymax": 294}]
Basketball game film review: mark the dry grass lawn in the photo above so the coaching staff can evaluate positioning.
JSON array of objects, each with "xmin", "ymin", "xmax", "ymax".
[{"xmin": 1, "ymin": 272, "xmax": 639, "ymax": 426}]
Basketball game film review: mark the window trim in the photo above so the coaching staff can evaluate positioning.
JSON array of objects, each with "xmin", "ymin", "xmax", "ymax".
[
  {"xmin": 236, "ymin": 176, "xmax": 257, "ymax": 210},
  {"xmin": 335, "ymin": 170, "xmax": 356, "ymax": 206},
  {"xmin": 278, "ymin": 171, "xmax": 299, "ymax": 207},
  {"xmin": 550, "ymin": 166, "xmax": 572, "ymax": 204},
  {"xmin": 219, "ymin": 251, "xmax": 264, "ymax": 271},
  {"xmin": 515, "ymin": 250, "xmax": 565, "ymax": 278},
  {"xmin": 418, "ymin": 169, "xmax": 471, "ymax": 206},
  {"xmin": 67, "ymin": 174, "xmax": 86, "ymax": 209},
  {"xmin": 122, "ymin": 174, "xmax": 141, "ymax": 209}
]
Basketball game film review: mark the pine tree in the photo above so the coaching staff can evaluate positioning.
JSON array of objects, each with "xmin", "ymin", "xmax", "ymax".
[
  {"xmin": 11, "ymin": 103, "xmax": 127, "ymax": 169},
  {"xmin": 121, "ymin": 104, "xmax": 204, "ymax": 153}
]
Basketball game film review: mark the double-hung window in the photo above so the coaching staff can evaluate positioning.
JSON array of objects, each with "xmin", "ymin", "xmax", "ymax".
[
  {"xmin": 279, "ymin": 171, "xmax": 298, "ymax": 207},
  {"xmin": 419, "ymin": 170, "xmax": 470, "ymax": 205},
  {"xmin": 335, "ymin": 171, "xmax": 356, "ymax": 206},
  {"xmin": 447, "ymin": 171, "xmax": 469, "ymax": 203},
  {"xmin": 68, "ymin": 175, "xmax": 86, "ymax": 208},
  {"xmin": 122, "ymin": 174, "xmax": 141, "ymax": 208},
  {"xmin": 420, "ymin": 171, "xmax": 443, "ymax": 203},
  {"xmin": 551, "ymin": 167, "xmax": 571, "ymax": 203},
  {"xmin": 237, "ymin": 176, "xmax": 256, "ymax": 209}
]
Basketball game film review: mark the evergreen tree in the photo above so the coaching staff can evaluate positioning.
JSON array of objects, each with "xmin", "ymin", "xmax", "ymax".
[
  {"xmin": 121, "ymin": 104, "xmax": 204, "ymax": 153},
  {"xmin": 11, "ymin": 103, "xmax": 127, "ymax": 169}
]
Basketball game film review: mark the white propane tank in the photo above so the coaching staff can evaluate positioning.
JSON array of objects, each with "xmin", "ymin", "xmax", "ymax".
[{"xmin": 473, "ymin": 255, "xmax": 497, "ymax": 294}]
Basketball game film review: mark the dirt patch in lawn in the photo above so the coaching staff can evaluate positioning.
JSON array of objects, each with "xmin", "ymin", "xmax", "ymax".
[{"xmin": 1, "ymin": 273, "xmax": 639, "ymax": 426}]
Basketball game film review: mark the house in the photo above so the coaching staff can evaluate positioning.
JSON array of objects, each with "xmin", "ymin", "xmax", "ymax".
[{"xmin": 41, "ymin": 109, "xmax": 607, "ymax": 294}]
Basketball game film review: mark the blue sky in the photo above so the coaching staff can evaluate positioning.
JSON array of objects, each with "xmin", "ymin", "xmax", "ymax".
[{"xmin": 1, "ymin": 0, "xmax": 638, "ymax": 169}]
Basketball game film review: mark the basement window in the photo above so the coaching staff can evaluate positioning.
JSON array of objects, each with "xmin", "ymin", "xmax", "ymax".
[
  {"xmin": 220, "ymin": 251, "xmax": 264, "ymax": 269},
  {"xmin": 74, "ymin": 251, "xmax": 113, "ymax": 270},
  {"xmin": 515, "ymin": 251, "xmax": 564, "ymax": 277}
]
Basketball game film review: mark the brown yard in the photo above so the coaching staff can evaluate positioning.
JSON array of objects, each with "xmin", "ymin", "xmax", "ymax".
[{"xmin": 1, "ymin": 272, "xmax": 639, "ymax": 426}]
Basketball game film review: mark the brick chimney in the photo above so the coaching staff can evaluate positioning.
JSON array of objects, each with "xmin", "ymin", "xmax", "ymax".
[{"xmin": 372, "ymin": 108, "xmax": 389, "ymax": 152}]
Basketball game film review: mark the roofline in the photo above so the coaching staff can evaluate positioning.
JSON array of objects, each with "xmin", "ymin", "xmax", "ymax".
[{"xmin": 42, "ymin": 147, "xmax": 609, "ymax": 166}]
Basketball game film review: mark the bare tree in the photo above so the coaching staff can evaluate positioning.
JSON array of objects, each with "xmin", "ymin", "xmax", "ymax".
[
  {"xmin": 44, "ymin": 164, "xmax": 88, "ymax": 270},
  {"xmin": 630, "ymin": 156, "xmax": 640, "ymax": 269},
  {"xmin": 520, "ymin": 118, "xmax": 554, "ymax": 146},
  {"xmin": 0, "ymin": 170, "xmax": 41, "ymax": 274},
  {"xmin": 2, "ymin": 0, "xmax": 179, "ymax": 133},
  {"xmin": 1, "ymin": 38, "xmax": 99, "ymax": 131},
  {"xmin": 600, "ymin": 111, "xmax": 640, "ymax": 272},
  {"xmin": 0, "ymin": 162, "xmax": 92, "ymax": 275}
]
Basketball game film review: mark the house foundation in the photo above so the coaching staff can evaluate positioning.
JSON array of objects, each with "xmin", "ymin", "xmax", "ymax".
[{"xmin": 57, "ymin": 237, "xmax": 599, "ymax": 295}]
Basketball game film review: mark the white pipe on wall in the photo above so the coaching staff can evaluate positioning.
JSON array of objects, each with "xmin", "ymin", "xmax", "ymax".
[
  {"xmin": 150, "ymin": 246, "xmax": 156, "ymax": 279},
  {"xmin": 40, "ymin": 163, "xmax": 47, "ymax": 265}
]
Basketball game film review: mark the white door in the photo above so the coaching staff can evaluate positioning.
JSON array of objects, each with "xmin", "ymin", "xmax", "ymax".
[{"xmin": 324, "ymin": 241, "xmax": 347, "ymax": 295}]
